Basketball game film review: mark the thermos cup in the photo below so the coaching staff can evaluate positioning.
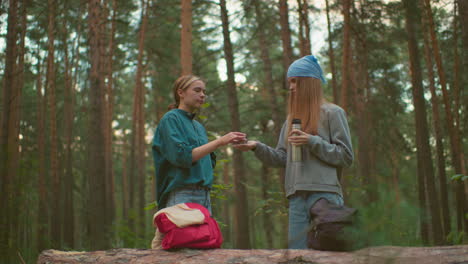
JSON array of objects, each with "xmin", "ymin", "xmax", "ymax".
[{"xmin": 291, "ymin": 118, "xmax": 302, "ymax": 162}]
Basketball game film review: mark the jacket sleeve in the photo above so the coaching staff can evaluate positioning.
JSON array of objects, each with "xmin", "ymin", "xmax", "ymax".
[
  {"xmin": 153, "ymin": 116, "xmax": 196, "ymax": 168},
  {"xmin": 307, "ymin": 108, "xmax": 353, "ymax": 167},
  {"xmin": 253, "ymin": 122, "xmax": 287, "ymax": 167}
]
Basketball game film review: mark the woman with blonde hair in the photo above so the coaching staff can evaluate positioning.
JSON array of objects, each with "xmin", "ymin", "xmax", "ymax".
[
  {"xmin": 152, "ymin": 75, "xmax": 246, "ymax": 213},
  {"xmin": 234, "ymin": 56, "xmax": 353, "ymax": 249}
]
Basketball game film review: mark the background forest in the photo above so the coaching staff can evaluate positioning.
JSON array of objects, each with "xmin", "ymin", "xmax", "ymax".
[{"xmin": 0, "ymin": 0, "xmax": 467, "ymax": 263}]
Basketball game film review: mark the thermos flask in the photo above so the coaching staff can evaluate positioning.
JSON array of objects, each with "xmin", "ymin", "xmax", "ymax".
[{"xmin": 291, "ymin": 118, "xmax": 302, "ymax": 162}]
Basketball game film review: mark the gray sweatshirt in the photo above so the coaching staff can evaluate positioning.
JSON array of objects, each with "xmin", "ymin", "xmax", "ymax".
[{"xmin": 253, "ymin": 103, "xmax": 353, "ymax": 198}]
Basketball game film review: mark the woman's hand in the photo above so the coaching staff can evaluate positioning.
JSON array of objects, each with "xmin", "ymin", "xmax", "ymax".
[
  {"xmin": 288, "ymin": 129, "xmax": 311, "ymax": 146},
  {"xmin": 218, "ymin": 132, "xmax": 247, "ymax": 146},
  {"xmin": 232, "ymin": 140, "xmax": 257, "ymax": 151}
]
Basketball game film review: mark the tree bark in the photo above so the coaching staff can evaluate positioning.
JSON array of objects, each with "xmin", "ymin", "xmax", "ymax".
[
  {"xmin": 37, "ymin": 246, "xmax": 468, "ymax": 264},
  {"xmin": 421, "ymin": 0, "xmax": 466, "ymax": 234},
  {"xmin": 457, "ymin": 0, "xmax": 468, "ymax": 209},
  {"xmin": 101, "ymin": 0, "xmax": 116, "ymax": 235},
  {"xmin": 219, "ymin": 0, "xmax": 251, "ymax": 249},
  {"xmin": 459, "ymin": 0, "xmax": 468, "ymax": 98},
  {"xmin": 404, "ymin": 0, "xmax": 443, "ymax": 245},
  {"xmin": 278, "ymin": 0, "xmax": 293, "ymax": 93},
  {"xmin": 36, "ymin": 58, "xmax": 48, "ymax": 253},
  {"xmin": 88, "ymin": 0, "xmax": 108, "ymax": 250},
  {"xmin": 46, "ymin": 0, "xmax": 61, "ymax": 248},
  {"xmin": 253, "ymin": 1, "xmax": 282, "ymax": 139},
  {"xmin": 0, "ymin": 0, "xmax": 19, "ymax": 260},
  {"xmin": 297, "ymin": 0, "xmax": 311, "ymax": 56},
  {"xmin": 222, "ymin": 158, "xmax": 232, "ymax": 245},
  {"xmin": 325, "ymin": 0, "xmax": 338, "ymax": 103},
  {"xmin": 420, "ymin": 2, "xmax": 451, "ymax": 242},
  {"xmin": 353, "ymin": 32, "xmax": 374, "ymax": 203},
  {"xmin": 62, "ymin": 2, "xmax": 75, "ymax": 248},
  {"xmin": 340, "ymin": 0, "xmax": 351, "ymax": 111},
  {"xmin": 14, "ymin": 0, "xmax": 27, "ymax": 253},
  {"xmin": 181, "ymin": 0, "xmax": 192, "ymax": 75},
  {"xmin": 131, "ymin": 0, "xmax": 149, "ymax": 239}
]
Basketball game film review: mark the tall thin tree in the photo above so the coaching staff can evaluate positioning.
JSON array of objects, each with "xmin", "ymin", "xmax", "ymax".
[
  {"xmin": 421, "ymin": 0, "xmax": 466, "ymax": 234},
  {"xmin": 278, "ymin": 0, "xmax": 293, "ymax": 93},
  {"xmin": 62, "ymin": 1, "xmax": 75, "ymax": 247},
  {"xmin": 131, "ymin": 0, "xmax": 149, "ymax": 238},
  {"xmin": 325, "ymin": 0, "xmax": 338, "ymax": 103},
  {"xmin": 297, "ymin": 0, "xmax": 311, "ymax": 56},
  {"xmin": 253, "ymin": 1, "xmax": 281, "ymax": 138},
  {"xmin": 181, "ymin": 0, "xmax": 192, "ymax": 75},
  {"xmin": 420, "ymin": 0, "xmax": 451, "ymax": 241},
  {"xmin": 219, "ymin": 0, "xmax": 251, "ymax": 249},
  {"xmin": 0, "ymin": 0, "xmax": 19, "ymax": 259},
  {"xmin": 87, "ymin": 0, "xmax": 108, "ymax": 249},
  {"xmin": 404, "ymin": 0, "xmax": 443, "ymax": 245},
  {"xmin": 46, "ymin": 0, "xmax": 61, "ymax": 248},
  {"xmin": 36, "ymin": 57, "xmax": 48, "ymax": 253},
  {"xmin": 340, "ymin": 0, "xmax": 351, "ymax": 111}
]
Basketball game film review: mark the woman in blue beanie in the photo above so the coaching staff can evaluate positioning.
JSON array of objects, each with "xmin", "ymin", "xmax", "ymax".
[{"xmin": 234, "ymin": 56, "xmax": 354, "ymax": 249}]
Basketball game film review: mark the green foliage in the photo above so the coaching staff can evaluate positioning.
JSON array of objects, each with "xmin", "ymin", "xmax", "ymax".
[
  {"xmin": 451, "ymin": 174, "xmax": 468, "ymax": 181},
  {"xmin": 347, "ymin": 187, "xmax": 423, "ymax": 246},
  {"xmin": 446, "ymin": 231, "xmax": 465, "ymax": 245}
]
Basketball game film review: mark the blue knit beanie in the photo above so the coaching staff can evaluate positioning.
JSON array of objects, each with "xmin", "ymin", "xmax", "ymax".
[{"xmin": 287, "ymin": 55, "xmax": 327, "ymax": 84}]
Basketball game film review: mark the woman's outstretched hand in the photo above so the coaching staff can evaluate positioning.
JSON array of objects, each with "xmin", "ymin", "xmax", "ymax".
[
  {"xmin": 232, "ymin": 140, "xmax": 257, "ymax": 151},
  {"xmin": 218, "ymin": 132, "xmax": 247, "ymax": 146},
  {"xmin": 288, "ymin": 129, "xmax": 311, "ymax": 146}
]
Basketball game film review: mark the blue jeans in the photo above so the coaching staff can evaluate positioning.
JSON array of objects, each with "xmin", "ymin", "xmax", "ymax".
[
  {"xmin": 288, "ymin": 191, "xmax": 344, "ymax": 249},
  {"xmin": 165, "ymin": 187, "xmax": 212, "ymax": 215}
]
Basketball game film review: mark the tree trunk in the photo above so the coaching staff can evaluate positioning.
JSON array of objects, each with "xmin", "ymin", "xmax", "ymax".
[
  {"xmin": 354, "ymin": 42, "xmax": 374, "ymax": 203},
  {"xmin": 0, "ymin": 0, "xmax": 19, "ymax": 260},
  {"xmin": 340, "ymin": 0, "xmax": 351, "ymax": 111},
  {"xmin": 100, "ymin": 0, "xmax": 116, "ymax": 235},
  {"xmin": 459, "ymin": 0, "xmax": 468, "ymax": 98},
  {"xmin": 88, "ymin": 0, "xmax": 108, "ymax": 250},
  {"xmin": 219, "ymin": 0, "xmax": 251, "ymax": 249},
  {"xmin": 390, "ymin": 146, "xmax": 401, "ymax": 204},
  {"xmin": 277, "ymin": 0, "xmax": 292, "ymax": 202},
  {"xmin": 122, "ymin": 141, "xmax": 130, "ymax": 221},
  {"xmin": 36, "ymin": 58, "xmax": 48, "ymax": 253},
  {"xmin": 260, "ymin": 165, "xmax": 273, "ymax": 248},
  {"xmin": 253, "ymin": 1, "xmax": 282, "ymax": 139},
  {"xmin": 37, "ymin": 246, "xmax": 468, "ymax": 264},
  {"xmin": 325, "ymin": 0, "xmax": 338, "ymax": 103},
  {"xmin": 62, "ymin": 3, "xmax": 75, "ymax": 248},
  {"xmin": 181, "ymin": 0, "xmax": 192, "ymax": 75},
  {"xmin": 420, "ymin": 3, "xmax": 451, "ymax": 243},
  {"xmin": 15, "ymin": 0, "xmax": 27, "ymax": 253},
  {"xmin": 421, "ymin": 0, "xmax": 466, "ymax": 234},
  {"xmin": 297, "ymin": 0, "xmax": 311, "ymax": 56},
  {"xmin": 46, "ymin": 0, "xmax": 61, "ymax": 248},
  {"xmin": 278, "ymin": 0, "xmax": 293, "ymax": 94},
  {"xmin": 222, "ymin": 158, "xmax": 232, "ymax": 245},
  {"xmin": 131, "ymin": 0, "xmax": 149, "ymax": 239},
  {"xmin": 457, "ymin": 0, "xmax": 468, "ymax": 209},
  {"xmin": 404, "ymin": 0, "xmax": 443, "ymax": 245}
]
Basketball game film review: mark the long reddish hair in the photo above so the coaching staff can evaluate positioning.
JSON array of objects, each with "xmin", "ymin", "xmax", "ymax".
[{"xmin": 287, "ymin": 77, "xmax": 325, "ymax": 136}]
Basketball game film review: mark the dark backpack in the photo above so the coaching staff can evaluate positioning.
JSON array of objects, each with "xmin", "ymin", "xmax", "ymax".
[{"xmin": 307, "ymin": 198, "xmax": 357, "ymax": 251}]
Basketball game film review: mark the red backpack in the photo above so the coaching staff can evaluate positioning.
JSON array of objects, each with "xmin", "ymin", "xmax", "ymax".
[{"xmin": 154, "ymin": 203, "xmax": 223, "ymax": 250}]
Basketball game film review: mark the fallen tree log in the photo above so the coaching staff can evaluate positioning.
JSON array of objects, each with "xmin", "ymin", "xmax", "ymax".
[{"xmin": 37, "ymin": 245, "xmax": 467, "ymax": 264}]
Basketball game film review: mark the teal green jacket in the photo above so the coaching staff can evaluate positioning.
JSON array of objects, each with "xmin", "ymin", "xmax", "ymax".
[{"xmin": 152, "ymin": 109, "xmax": 215, "ymax": 208}]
